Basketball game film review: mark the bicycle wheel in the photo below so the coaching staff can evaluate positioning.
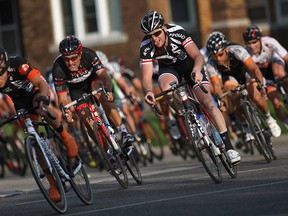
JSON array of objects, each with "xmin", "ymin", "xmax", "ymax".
[
  {"xmin": 209, "ymin": 124, "xmax": 237, "ymax": 178},
  {"xmin": 5, "ymin": 136, "xmax": 27, "ymax": 176},
  {"xmin": 184, "ymin": 111, "xmax": 222, "ymax": 184},
  {"xmin": 243, "ymin": 102, "xmax": 272, "ymax": 163},
  {"xmin": 25, "ymin": 135, "xmax": 67, "ymax": 213},
  {"xmin": 93, "ymin": 123, "xmax": 128, "ymax": 189},
  {"xmin": 142, "ymin": 119, "xmax": 164, "ymax": 160},
  {"xmin": 123, "ymin": 147, "xmax": 142, "ymax": 185},
  {"xmin": 53, "ymin": 134, "xmax": 93, "ymax": 205}
]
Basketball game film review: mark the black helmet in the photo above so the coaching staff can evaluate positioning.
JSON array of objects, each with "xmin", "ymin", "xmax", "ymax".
[
  {"xmin": 206, "ymin": 32, "xmax": 228, "ymax": 54},
  {"xmin": 0, "ymin": 47, "xmax": 10, "ymax": 74},
  {"xmin": 59, "ymin": 35, "xmax": 82, "ymax": 56},
  {"xmin": 140, "ymin": 10, "xmax": 165, "ymax": 34},
  {"xmin": 242, "ymin": 25, "xmax": 262, "ymax": 41}
]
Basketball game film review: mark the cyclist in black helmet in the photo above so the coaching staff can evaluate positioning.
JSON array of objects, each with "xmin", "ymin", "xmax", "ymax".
[
  {"xmin": 206, "ymin": 32, "xmax": 281, "ymax": 144},
  {"xmin": 140, "ymin": 10, "xmax": 241, "ymax": 164},
  {"xmin": 52, "ymin": 35, "xmax": 134, "ymax": 153}
]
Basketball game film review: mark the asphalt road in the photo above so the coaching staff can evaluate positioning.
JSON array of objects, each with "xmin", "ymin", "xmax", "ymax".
[{"xmin": 0, "ymin": 136, "xmax": 287, "ymax": 216}]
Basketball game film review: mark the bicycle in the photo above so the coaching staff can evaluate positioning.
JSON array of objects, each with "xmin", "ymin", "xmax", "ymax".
[
  {"xmin": 218, "ymin": 80, "xmax": 277, "ymax": 163},
  {"xmin": 0, "ymin": 128, "xmax": 27, "ymax": 178},
  {"xmin": 0, "ymin": 106, "xmax": 93, "ymax": 213},
  {"xmin": 151, "ymin": 80, "xmax": 237, "ymax": 184},
  {"xmin": 275, "ymin": 74, "xmax": 288, "ymax": 111},
  {"xmin": 61, "ymin": 85, "xmax": 142, "ymax": 188},
  {"xmin": 128, "ymin": 93, "xmax": 165, "ymax": 164}
]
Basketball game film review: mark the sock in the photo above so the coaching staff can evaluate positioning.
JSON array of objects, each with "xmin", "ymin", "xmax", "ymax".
[
  {"xmin": 265, "ymin": 112, "xmax": 271, "ymax": 119},
  {"xmin": 117, "ymin": 124, "xmax": 128, "ymax": 134},
  {"xmin": 220, "ymin": 131, "xmax": 234, "ymax": 151}
]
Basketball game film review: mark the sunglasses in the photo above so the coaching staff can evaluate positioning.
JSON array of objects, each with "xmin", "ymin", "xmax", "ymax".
[
  {"xmin": 147, "ymin": 29, "xmax": 162, "ymax": 38},
  {"xmin": 246, "ymin": 40, "xmax": 259, "ymax": 46},
  {"xmin": 212, "ymin": 50, "xmax": 225, "ymax": 58},
  {"xmin": 63, "ymin": 54, "xmax": 80, "ymax": 62}
]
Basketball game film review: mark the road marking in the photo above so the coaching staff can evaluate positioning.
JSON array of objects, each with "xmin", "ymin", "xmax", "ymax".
[{"xmin": 65, "ymin": 180, "xmax": 288, "ymax": 215}]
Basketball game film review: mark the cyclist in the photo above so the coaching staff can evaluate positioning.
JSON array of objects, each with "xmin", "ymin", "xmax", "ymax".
[
  {"xmin": 243, "ymin": 24, "xmax": 288, "ymax": 129},
  {"xmin": 52, "ymin": 35, "xmax": 134, "ymax": 153},
  {"xmin": 206, "ymin": 32, "xmax": 281, "ymax": 145},
  {"xmin": 140, "ymin": 10, "xmax": 241, "ymax": 164},
  {"xmin": 0, "ymin": 47, "xmax": 78, "ymax": 202}
]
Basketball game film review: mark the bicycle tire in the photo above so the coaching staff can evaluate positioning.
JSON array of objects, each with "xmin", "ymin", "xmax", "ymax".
[
  {"xmin": 93, "ymin": 123, "xmax": 128, "ymax": 189},
  {"xmin": 142, "ymin": 119, "xmax": 164, "ymax": 160},
  {"xmin": 184, "ymin": 111, "xmax": 222, "ymax": 184},
  {"xmin": 53, "ymin": 134, "xmax": 93, "ymax": 205},
  {"xmin": 208, "ymin": 124, "xmax": 237, "ymax": 178},
  {"xmin": 25, "ymin": 135, "xmax": 67, "ymax": 213},
  {"xmin": 243, "ymin": 102, "xmax": 272, "ymax": 163},
  {"xmin": 5, "ymin": 136, "xmax": 27, "ymax": 176},
  {"xmin": 123, "ymin": 147, "xmax": 142, "ymax": 185},
  {"xmin": 0, "ymin": 143, "xmax": 5, "ymax": 178}
]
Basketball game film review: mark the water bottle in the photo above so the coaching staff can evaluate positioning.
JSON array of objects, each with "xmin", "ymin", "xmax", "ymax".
[{"xmin": 197, "ymin": 113, "xmax": 211, "ymax": 134}]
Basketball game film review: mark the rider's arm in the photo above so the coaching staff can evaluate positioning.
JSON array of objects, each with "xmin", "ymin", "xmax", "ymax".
[
  {"xmin": 141, "ymin": 62, "xmax": 154, "ymax": 94},
  {"xmin": 96, "ymin": 68, "xmax": 113, "ymax": 93},
  {"xmin": 244, "ymin": 56, "xmax": 264, "ymax": 84},
  {"xmin": 185, "ymin": 42, "xmax": 205, "ymax": 77},
  {"xmin": 26, "ymin": 68, "xmax": 51, "ymax": 100}
]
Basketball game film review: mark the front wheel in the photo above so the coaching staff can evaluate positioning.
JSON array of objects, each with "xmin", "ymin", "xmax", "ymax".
[
  {"xmin": 25, "ymin": 135, "xmax": 67, "ymax": 213},
  {"xmin": 184, "ymin": 111, "xmax": 222, "ymax": 184}
]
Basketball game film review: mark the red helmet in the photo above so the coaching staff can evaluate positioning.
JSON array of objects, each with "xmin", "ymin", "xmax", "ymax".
[
  {"xmin": 243, "ymin": 25, "xmax": 262, "ymax": 41},
  {"xmin": 59, "ymin": 35, "xmax": 82, "ymax": 56}
]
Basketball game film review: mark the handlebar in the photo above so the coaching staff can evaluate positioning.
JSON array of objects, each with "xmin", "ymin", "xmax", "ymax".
[
  {"xmin": 0, "ymin": 106, "xmax": 56, "ymax": 127},
  {"xmin": 149, "ymin": 79, "xmax": 208, "ymax": 115}
]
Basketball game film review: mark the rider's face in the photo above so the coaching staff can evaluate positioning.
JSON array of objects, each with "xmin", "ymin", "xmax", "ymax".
[
  {"xmin": 212, "ymin": 49, "xmax": 228, "ymax": 65},
  {"xmin": 147, "ymin": 29, "xmax": 164, "ymax": 47},
  {"xmin": 0, "ymin": 70, "xmax": 8, "ymax": 88},
  {"xmin": 63, "ymin": 53, "xmax": 81, "ymax": 72},
  {"xmin": 246, "ymin": 39, "xmax": 261, "ymax": 54}
]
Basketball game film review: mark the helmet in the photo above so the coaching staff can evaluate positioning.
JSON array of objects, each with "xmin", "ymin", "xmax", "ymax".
[
  {"xmin": 206, "ymin": 32, "xmax": 228, "ymax": 54},
  {"xmin": 59, "ymin": 35, "xmax": 82, "ymax": 56},
  {"xmin": 96, "ymin": 50, "xmax": 109, "ymax": 67},
  {"xmin": 0, "ymin": 47, "xmax": 10, "ymax": 74},
  {"xmin": 140, "ymin": 10, "xmax": 165, "ymax": 34},
  {"xmin": 242, "ymin": 25, "xmax": 262, "ymax": 41}
]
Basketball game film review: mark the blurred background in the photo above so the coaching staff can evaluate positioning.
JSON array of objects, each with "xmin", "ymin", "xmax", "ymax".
[{"xmin": 0, "ymin": 0, "xmax": 287, "ymax": 74}]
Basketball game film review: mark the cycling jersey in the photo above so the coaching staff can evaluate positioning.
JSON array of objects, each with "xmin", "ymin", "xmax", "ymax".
[
  {"xmin": 0, "ymin": 56, "xmax": 41, "ymax": 111},
  {"xmin": 207, "ymin": 44, "xmax": 252, "ymax": 84},
  {"xmin": 52, "ymin": 47, "xmax": 104, "ymax": 101},
  {"xmin": 244, "ymin": 36, "xmax": 287, "ymax": 81},
  {"xmin": 140, "ymin": 23, "xmax": 208, "ymax": 83}
]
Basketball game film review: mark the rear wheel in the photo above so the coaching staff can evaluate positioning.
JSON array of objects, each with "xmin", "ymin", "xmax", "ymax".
[
  {"xmin": 123, "ymin": 147, "xmax": 142, "ymax": 185},
  {"xmin": 142, "ymin": 119, "xmax": 164, "ymax": 160},
  {"xmin": 243, "ymin": 102, "xmax": 271, "ymax": 163},
  {"xmin": 25, "ymin": 135, "xmax": 67, "ymax": 213},
  {"xmin": 53, "ymin": 134, "xmax": 93, "ymax": 205},
  {"xmin": 93, "ymin": 123, "xmax": 128, "ymax": 189}
]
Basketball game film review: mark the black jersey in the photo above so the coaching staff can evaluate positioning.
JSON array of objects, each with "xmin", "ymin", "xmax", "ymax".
[
  {"xmin": 52, "ymin": 47, "xmax": 104, "ymax": 93},
  {"xmin": 140, "ymin": 24, "xmax": 194, "ymax": 66},
  {"xmin": 0, "ymin": 56, "xmax": 35, "ymax": 100}
]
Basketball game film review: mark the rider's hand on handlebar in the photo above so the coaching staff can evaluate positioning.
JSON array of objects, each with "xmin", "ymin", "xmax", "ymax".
[
  {"xmin": 63, "ymin": 109, "xmax": 73, "ymax": 123},
  {"xmin": 145, "ymin": 90, "xmax": 155, "ymax": 106},
  {"xmin": 106, "ymin": 91, "xmax": 114, "ymax": 102},
  {"xmin": 191, "ymin": 70, "xmax": 203, "ymax": 83}
]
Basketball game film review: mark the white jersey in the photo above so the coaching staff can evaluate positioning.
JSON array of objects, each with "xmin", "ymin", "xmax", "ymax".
[{"xmin": 245, "ymin": 36, "xmax": 287, "ymax": 69}]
